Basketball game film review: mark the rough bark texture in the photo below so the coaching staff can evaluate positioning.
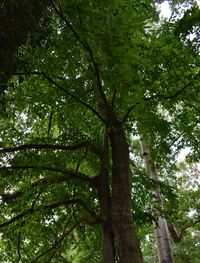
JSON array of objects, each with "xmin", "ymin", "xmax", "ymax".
[
  {"xmin": 140, "ymin": 135, "xmax": 174, "ymax": 263},
  {"xmin": 97, "ymin": 135, "xmax": 115, "ymax": 263},
  {"xmin": 108, "ymin": 119, "xmax": 143, "ymax": 263}
]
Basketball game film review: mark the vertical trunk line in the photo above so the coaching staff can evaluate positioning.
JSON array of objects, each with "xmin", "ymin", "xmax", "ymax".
[
  {"xmin": 140, "ymin": 134, "xmax": 174, "ymax": 263},
  {"xmin": 97, "ymin": 132, "xmax": 115, "ymax": 263},
  {"xmin": 109, "ymin": 119, "xmax": 143, "ymax": 263}
]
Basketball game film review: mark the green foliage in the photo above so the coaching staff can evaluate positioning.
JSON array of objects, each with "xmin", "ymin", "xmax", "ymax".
[{"xmin": 0, "ymin": 0, "xmax": 200, "ymax": 262}]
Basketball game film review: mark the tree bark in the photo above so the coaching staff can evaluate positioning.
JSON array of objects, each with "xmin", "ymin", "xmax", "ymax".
[
  {"xmin": 109, "ymin": 118, "xmax": 143, "ymax": 263},
  {"xmin": 97, "ymin": 133, "xmax": 115, "ymax": 263},
  {"xmin": 140, "ymin": 135, "xmax": 174, "ymax": 263},
  {"xmin": 168, "ymin": 225, "xmax": 181, "ymax": 243}
]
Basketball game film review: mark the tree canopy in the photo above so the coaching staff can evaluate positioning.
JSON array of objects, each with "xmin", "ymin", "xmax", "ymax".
[{"xmin": 0, "ymin": 0, "xmax": 199, "ymax": 262}]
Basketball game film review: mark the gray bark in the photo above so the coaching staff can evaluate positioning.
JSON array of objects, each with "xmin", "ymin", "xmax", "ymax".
[{"xmin": 140, "ymin": 135, "xmax": 174, "ymax": 263}]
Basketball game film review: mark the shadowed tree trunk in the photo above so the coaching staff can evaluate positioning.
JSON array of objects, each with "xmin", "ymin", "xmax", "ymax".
[
  {"xmin": 97, "ymin": 133, "xmax": 115, "ymax": 263},
  {"xmin": 140, "ymin": 134, "xmax": 174, "ymax": 263},
  {"xmin": 108, "ymin": 117, "xmax": 143, "ymax": 263}
]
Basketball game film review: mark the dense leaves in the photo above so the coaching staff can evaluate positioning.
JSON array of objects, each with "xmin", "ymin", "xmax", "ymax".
[{"xmin": 0, "ymin": 0, "xmax": 199, "ymax": 262}]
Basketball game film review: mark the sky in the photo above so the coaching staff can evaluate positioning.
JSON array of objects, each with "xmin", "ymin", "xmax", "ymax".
[
  {"xmin": 160, "ymin": 1, "xmax": 171, "ymax": 18},
  {"xmin": 160, "ymin": 0, "xmax": 200, "ymax": 19}
]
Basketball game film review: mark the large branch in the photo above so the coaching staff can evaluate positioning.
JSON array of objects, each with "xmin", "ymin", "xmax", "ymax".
[
  {"xmin": 0, "ymin": 165, "xmax": 93, "ymax": 183},
  {"xmin": 122, "ymin": 102, "xmax": 140, "ymax": 123},
  {"xmin": 0, "ymin": 165, "xmax": 96, "ymax": 203},
  {"xmin": 0, "ymin": 209, "xmax": 31, "ymax": 229},
  {"xmin": 0, "ymin": 141, "xmax": 97, "ymax": 154},
  {"xmin": 0, "ymin": 198, "xmax": 98, "ymax": 229},
  {"xmin": 50, "ymin": 1, "xmax": 109, "ymax": 113},
  {"xmin": 0, "ymin": 197, "xmax": 38, "ymax": 229}
]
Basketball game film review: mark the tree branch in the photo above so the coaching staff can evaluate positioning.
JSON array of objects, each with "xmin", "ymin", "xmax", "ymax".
[
  {"xmin": 122, "ymin": 73, "xmax": 200, "ymax": 123},
  {"xmin": 122, "ymin": 102, "xmax": 140, "ymax": 123},
  {"xmin": 15, "ymin": 71, "xmax": 106, "ymax": 123},
  {"xmin": 168, "ymin": 225, "xmax": 181, "ymax": 243},
  {"xmin": 47, "ymin": 111, "xmax": 53, "ymax": 137},
  {"xmin": 40, "ymin": 199, "xmax": 98, "ymax": 219},
  {"xmin": 43, "ymin": 72, "xmax": 107, "ymax": 123},
  {"xmin": 111, "ymin": 88, "xmax": 117, "ymax": 110},
  {"xmin": 50, "ymin": 1, "xmax": 109, "ymax": 114},
  {"xmin": 0, "ymin": 197, "xmax": 38, "ymax": 229},
  {"xmin": 145, "ymin": 72, "xmax": 200, "ymax": 101},
  {"xmin": 31, "ymin": 220, "xmax": 82, "ymax": 263},
  {"xmin": 169, "ymin": 131, "xmax": 185, "ymax": 148},
  {"xmin": 17, "ymin": 231, "xmax": 22, "ymax": 263},
  {"xmin": 178, "ymin": 219, "xmax": 200, "ymax": 242},
  {"xmin": 0, "ymin": 198, "xmax": 98, "ymax": 229},
  {"xmin": 0, "ymin": 165, "xmax": 94, "ymax": 183},
  {"xmin": 0, "ymin": 141, "xmax": 91, "ymax": 153},
  {"xmin": 1, "ymin": 165, "xmax": 97, "ymax": 203}
]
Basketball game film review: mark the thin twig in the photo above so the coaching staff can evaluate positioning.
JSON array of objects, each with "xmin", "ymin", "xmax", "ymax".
[
  {"xmin": 184, "ymin": 103, "xmax": 200, "ymax": 113},
  {"xmin": 17, "ymin": 231, "xmax": 22, "ymax": 263},
  {"xmin": 31, "ymin": 220, "xmax": 82, "ymax": 263},
  {"xmin": 47, "ymin": 111, "xmax": 53, "ymax": 137},
  {"xmin": 169, "ymin": 131, "xmax": 185, "ymax": 148},
  {"xmin": 145, "ymin": 72, "xmax": 200, "ymax": 101},
  {"xmin": 43, "ymin": 72, "xmax": 106, "ymax": 123}
]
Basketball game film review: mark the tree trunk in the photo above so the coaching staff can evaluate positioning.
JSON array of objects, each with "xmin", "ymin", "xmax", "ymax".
[
  {"xmin": 97, "ymin": 133, "xmax": 115, "ymax": 263},
  {"xmin": 140, "ymin": 135, "xmax": 174, "ymax": 263},
  {"xmin": 155, "ymin": 217, "xmax": 174, "ymax": 263},
  {"xmin": 109, "ymin": 118, "xmax": 143, "ymax": 263}
]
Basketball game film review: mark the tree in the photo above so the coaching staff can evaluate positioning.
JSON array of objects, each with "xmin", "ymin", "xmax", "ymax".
[
  {"xmin": 140, "ymin": 134, "xmax": 174, "ymax": 263},
  {"xmin": 0, "ymin": 0, "xmax": 199, "ymax": 262}
]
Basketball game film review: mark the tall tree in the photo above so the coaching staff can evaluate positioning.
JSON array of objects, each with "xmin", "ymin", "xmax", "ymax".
[
  {"xmin": 0, "ymin": 0, "xmax": 199, "ymax": 262},
  {"xmin": 140, "ymin": 134, "xmax": 174, "ymax": 263}
]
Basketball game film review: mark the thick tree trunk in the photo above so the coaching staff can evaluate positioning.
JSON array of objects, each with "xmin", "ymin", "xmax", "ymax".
[
  {"xmin": 109, "ymin": 119, "xmax": 143, "ymax": 263},
  {"xmin": 97, "ymin": 134, "xmax": 115, "ymax": 263},
  {"xmin": 101, "ymin": 223, "xmax": 115, "ymax": 263},
  {"xmin": 140, "ymin": 135, "xmax": 174, "ymax": 263}
]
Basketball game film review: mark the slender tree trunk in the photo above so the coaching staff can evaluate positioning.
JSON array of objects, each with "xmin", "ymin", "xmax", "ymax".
[
  {"xmin": 140, "ymin": 135, "xmax": 174, "ymax": 263},
  {"xmin": 97, "ymin": 133, "xmax": 115, "ymax": 263},
  {"xmin": 108, "ymin": 118, "xmax": 143, "ymax": 263}
]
